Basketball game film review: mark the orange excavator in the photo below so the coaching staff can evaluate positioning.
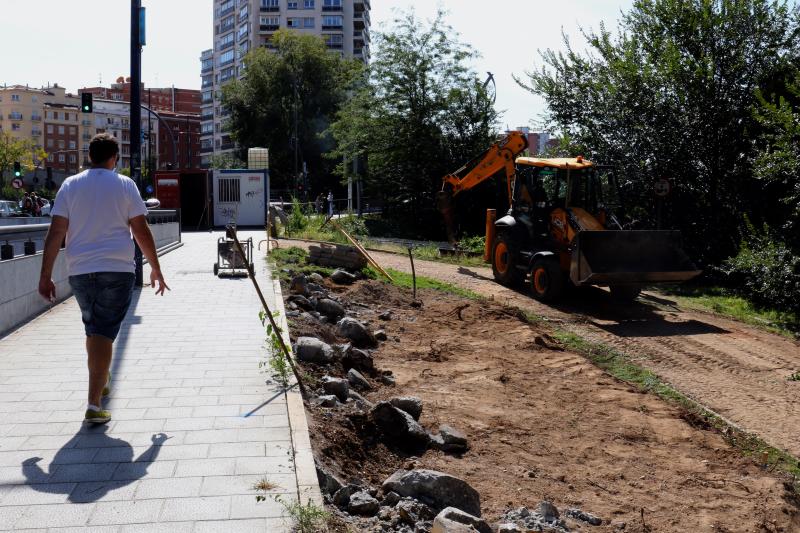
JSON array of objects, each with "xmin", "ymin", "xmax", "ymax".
[{"xmin": 438, "ymin": 132, "xmax": 700, "ymax": 302}]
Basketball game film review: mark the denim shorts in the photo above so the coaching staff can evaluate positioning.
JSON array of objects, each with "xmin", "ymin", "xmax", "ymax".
[{"xmin": 69, "ymin": 272, "xmax": 135, "ymax": 341}]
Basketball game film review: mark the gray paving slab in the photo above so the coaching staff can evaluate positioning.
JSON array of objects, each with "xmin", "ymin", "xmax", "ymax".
[{"xmin": 0, "ymin": 231, "xmax": 318, "ymax": 531}]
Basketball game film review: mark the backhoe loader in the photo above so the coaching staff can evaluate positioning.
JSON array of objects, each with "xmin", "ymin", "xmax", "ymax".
[{"xmin": 438, "ymin": 132, "xmax": 700, "ymax": 302}]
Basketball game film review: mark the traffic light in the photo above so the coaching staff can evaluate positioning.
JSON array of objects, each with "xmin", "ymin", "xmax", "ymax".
[
  {"xmin": 81, "ymin": 92, "xmax": 93, "ymax": 113},
  {"xmin": 13, "ymin": 162, "xmax": 21, "ymax": 178}
]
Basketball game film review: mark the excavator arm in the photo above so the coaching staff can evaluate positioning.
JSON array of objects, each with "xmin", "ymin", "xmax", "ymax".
[{"xmin": 438, "ymin": 131, "xmax": 529, "ymax": 243}]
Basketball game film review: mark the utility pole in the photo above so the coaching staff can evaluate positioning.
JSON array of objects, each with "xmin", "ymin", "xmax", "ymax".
[
  {"xmin": 131, "ymin": 0, "xmax": 145, "ymax": 286},
  {"xmin": 292, "ymin": 79, "xmax": 299, "ymax": 194}
]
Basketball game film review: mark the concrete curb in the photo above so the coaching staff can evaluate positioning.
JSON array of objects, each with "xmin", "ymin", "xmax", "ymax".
[{"xmin": 272, "ymin": 277, "xmax": 324, "ymax": 507}]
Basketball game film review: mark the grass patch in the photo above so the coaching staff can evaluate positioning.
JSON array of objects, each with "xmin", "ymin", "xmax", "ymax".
[
  {"xmin": 556, "ymin": 330, "xmax": 800, "ymax": 482},
  {"xmin": 369, "ymin": 266, "xmax": 482, "ymax": 300},
  {"xmin": 657, "ymin": 285, "xmax": 800, "ymax": 339},
  {"xmin": 275, "ymin": 496, "xmax": 331, "ymax": 533},
  {"xmin": 268, "ymin": 246, "xmax": 334, "ymax": 281}
]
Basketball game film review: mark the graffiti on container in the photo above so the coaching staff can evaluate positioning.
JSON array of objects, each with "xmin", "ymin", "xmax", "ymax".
[
  {"xmin": 245, "ymin": 188, "xmax": 263, "ymax": 199},
  {"xmin": 218, "ymin": 206, "xmax": 237, "ymax": 219}
]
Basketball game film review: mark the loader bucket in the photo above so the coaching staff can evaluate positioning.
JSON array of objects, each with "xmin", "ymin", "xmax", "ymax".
[{"xmin": 570, "ymin": 230, "xmax": 701, "ymax": 286}]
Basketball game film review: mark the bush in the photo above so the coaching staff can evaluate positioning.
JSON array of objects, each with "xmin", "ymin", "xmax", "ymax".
[
  {"xmin": 722, "ymin": 228, "xmax": 800, "ymax": 313},
  {"xmin": 1, "ymin": 186, "xmax": 24, "ymax": 201},
  {"xmin": 287, "ymin": 197, "xmax": 309, "ymax": 233}
]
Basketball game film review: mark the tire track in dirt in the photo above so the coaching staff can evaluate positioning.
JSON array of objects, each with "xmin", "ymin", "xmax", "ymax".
[{"xmin": 281, "ymin": 239, "xmax": 800, "ymax": 457}]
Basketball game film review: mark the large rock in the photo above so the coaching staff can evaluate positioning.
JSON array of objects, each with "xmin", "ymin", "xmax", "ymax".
[
  {"xmin": 294, "ymin": 337, "xmax": 335, "ymax": 364},
  {"xmin": 331, "ymin": 269, "xmax": 359, "ymax": 285},
  {"xmin": 315, "ymin": 462, "xmax": 343, "ymax": 496},
  {"xmin": 390, "ymin": 397, "xmax": 423, "ymax": 421},
  {"xmin": 432, "ymin": 507, "xmax": 491, "ymax": 533},
  {"xmin": 309, "ymin": 272, "xmax": 325, "ymax": 284},
  {"xmin": 290, "ymin": 274, "xmax": 308, "ymax": 295},
  {"xmin": 347, "ymin": 368, "xmax": 371, "ymax": 390},
  {"xmin": 332, "ymin": 484, "xmax": 361, "ymax": 509},
  {"xmin": 337, "ymin": 317, "xmax": 378, "ymax": 348},
  {"xmin": 437, "ymin": 425, "xmax": 469, "ymax": 453},
  {"xmin": 396, "ymin": 498, "xmax": 435, "ymax": 524},
  {"xmin": 348, "ymin": 389, "xmax": 374, "ymax": 409},
  {"xmin": 287, "ymin": 294, "xmax": 314, "ymax": 311},
  {"xmin": 382, "ymin": 469, "xmax": 481, "ymax": 517},
  {"xmin": 322, "ymin": 376, "xmax": 349, "ymax": 402},
  {"xmin": 348, "ymin": 491, "xmax": 380, "ymax": 516},
  {"xmin": 316, "ymin": 298, "xmax": 345, "ymax": 320},
  {"xmin": 341, "ymin": 347, "xmax": 375, "ymax": 373},
  {"xmin": 371, "ymin": 402, "xmax": 430, "ymax": 448}
]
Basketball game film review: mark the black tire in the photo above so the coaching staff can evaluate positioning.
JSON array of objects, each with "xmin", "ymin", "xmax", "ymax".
[
  {"xmin": 530, "ymin": 257, "xmax": 564, "ymax": 303},
  {"xmin": 213, "ymin": 263, "xmax": 219, "ymax": 276},
  {"xmin": 609, "ymin": 285, "xmax": 641, "ymax": 302},
  {"xmin": 491, "ymin": 233, "xmax": 525, "ymax": 286}
]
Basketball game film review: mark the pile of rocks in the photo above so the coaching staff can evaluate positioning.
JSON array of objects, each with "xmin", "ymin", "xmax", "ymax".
[
  {"xmin": 308, "ymin": 243, "xmax": 368, "ymax": 270},
  {"xmin": 317, "ymin": 465, "xmax": 492, "ymax": 533},
  {"xmin": 497, "ymin": 502, "xmax": 602, "ymax": 532}
]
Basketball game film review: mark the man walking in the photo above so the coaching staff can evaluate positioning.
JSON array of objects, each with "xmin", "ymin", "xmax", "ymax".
[{"xmin": 39, "ymin": 133, "xmax": 169, "ymax": 424}]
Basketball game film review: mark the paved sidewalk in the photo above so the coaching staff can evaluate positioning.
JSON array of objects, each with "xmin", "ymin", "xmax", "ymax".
[{"xmin": 0, "ymin": 230, "xmax": 318, "ymax": 532}]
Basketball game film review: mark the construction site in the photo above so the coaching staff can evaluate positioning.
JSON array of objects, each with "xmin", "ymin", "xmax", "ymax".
[{"xmin": 260, "ymin": 130, "xmax": 800, "ymax": 532}]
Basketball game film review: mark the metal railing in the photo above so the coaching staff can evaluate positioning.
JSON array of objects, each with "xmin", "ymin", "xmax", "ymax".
[
  {"xmin": 0, "ymin": 223, "xmax": 50, "ymax": 260},
  {"xmin": 147, "ymin": 209, "xmax": 180, "ymax": 225}
]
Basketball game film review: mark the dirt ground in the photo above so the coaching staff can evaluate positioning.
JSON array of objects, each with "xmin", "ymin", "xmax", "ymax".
[
  {"xmin": 283, "ymin": 239, "xmax": 800, "ymax": 459},
  {"xmin": 287, "ymin": 273, "xmax": 800, "ymax": 532}
]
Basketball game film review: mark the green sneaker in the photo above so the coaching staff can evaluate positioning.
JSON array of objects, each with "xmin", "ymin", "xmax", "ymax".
[
  {"xmin": 85, "ymin": 408, "xmax": 111, "ymax": 424},
  {"xmin": 102, "ymin": 372, "xmax": 111, "ymax": 397}
]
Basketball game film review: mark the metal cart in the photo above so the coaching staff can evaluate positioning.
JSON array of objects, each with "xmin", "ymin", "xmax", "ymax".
[{"xmin": 214, "ymin": 228, "xmax": 254, "ymax": 277}]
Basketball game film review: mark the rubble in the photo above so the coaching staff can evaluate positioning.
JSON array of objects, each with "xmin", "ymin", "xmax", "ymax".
[
  {"xmin": 333, "ymin": 483, "xmax": 362, "ymax": 508},
  {"xmin": 314, "ymin": 395, "xmax": 339, "ymax": 408},
  {"xmin": 289, "ymin": 274, "xmax": 308, "ymax": 294},
  {"xmin": 565, "ymin": 508, "xmax": 602, "ymax": 526},
  {"xmin": 322, "ymin": 376, "xmax": 350, "ymax": 402},
  {"xmin": 390, "ymin": 396, "xmax": 423, "ymax": 421},
  {"xmin": 382, "ymin": 469, "xmax": 482, "ymax": 517},
  {"xmin": 371, "ymin": 402, "xmax": 430, "ymax": 449},
  {"xmin": 501, "ymin": 502, "xmax": 570, "ymax": 532},
  {"xmin": 374, "ymin": 329, "xmax": 388, "ymax": 341},
  {"xmin": 347, "ymin": 368, "xmax": 372, "ymax": 390},
  {"xmin": 337, "ymin": 317, "xmax": 378, "ymax": 348},
  {"xmin": 294, "ymin": 337, "xmax": 335, "ymax": 364},
  {"xmin": 331, "ymin": 269, "xmax": 359, "ymax": 285},
  {"xmin": 315, "ymin": 462, "xmax": 343, "ymax": 496},
  {"xmin": 432, "ymin": 507, "xmax": 491, "ymax": 533},
  {"xmin": 308, "ymin": 272, "xmax": 325, "ymax": 284},
  {"xmin": 342, "ymin": 346, "xmax": 375, "ymax": 372},
  {"xmin": 349, "ymin": 491, "xmax": 380, "ymax": 516}
]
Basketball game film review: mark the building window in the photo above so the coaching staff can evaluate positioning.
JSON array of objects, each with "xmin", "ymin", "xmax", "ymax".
[
  {"xmin": 287, "ymin": 17, "xmax": 300, "ymax": 28},
  {"xmin": 59, "ymin": 154, "xmax": 65, "ymax": 163},
  {"xmin": 69, "ymin": 154, "xmax": 76, "ymax": 163},
  {"xmin": 260, "ymin": 15, "xmax": 279, "ymax": 27},
  {"xmin": 58, "ymin": 140, "xmax": 65, "ymax": 149},
  {"xmin": 32, "ymin": 96, "xmax": 38, "ymax": 103},
  {"xmin": 239, "ymin": 5, "xmax": 249, "ymax": 20},
  {"xmin": 288, "ymin": 1, "xmax": 298, "ymax": 8},
  {"xmin": 11, "ymin": 123, "xmax": 20, "ymax": 131},
  {"xmin": 322, "ymin": 15, "xmax": 343, "ymax": 28},
  {"xmin": 218, "ymin": 32, "xmax": 235, "ymax": 50},
  {"xmin": 58, "ymin": 126, "xmax": 65, "ymax": 135},
  {"xmin": 47, "ymin": 139, "xmax": 54, "ymax": 148},
  {"xmin": 303, "ymin": 17, "xmax": 314, "ymax": 27},
  {"xmin": 201, "ymin": 123, "xmax": 214, "ymax": 134},
  {"xmin": 322, "ymin": 0, "xmax": 342, "ymax": 9},
  {"xmin": 304, "ymin": 0, "xmax": 314, "ymax": 7},
  {"xmin": 218, "ymin": 178, "xmax": 241, "ymax": 203},
  {"xmin": 238, "ymin": 23, "xmax": 248, "ymax": 40},
  {"xmin": 53, "ymin": 111, "xmax": 59, "ymax": 120},
  {"xmin": 46, "ymin": 125, "xmax": 53, "ymax": 134},
  {"xmin": 11, "ymin": 94, "xmax": 20, "ymax": 101},
  {"xmin": 260, "ymin": 0, "xmax": 279, "ymax": 9},
  {"xmin": 69, "ymin": 126, "xmax": 76, "ymax": 135},
  {"xmin": 69, "ymin": 141, "xmax": 76, "ymax": 149},
  {"xmin": 202, "ymin": 57, "xmax": 214, "ymax": 72},
  {"xmin": 325, "ymin": 33, "xmax": 343, "ymax": 48},
  {"xmin": 219, "ymin": 50, "xmax": 235, "ymax": 66}
]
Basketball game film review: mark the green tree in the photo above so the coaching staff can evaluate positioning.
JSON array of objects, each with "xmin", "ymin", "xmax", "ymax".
[
  {"xmin": 328, "ymin": 10, "xmax": 499, "ymax": 235},
  {"xmin": 209, "ymin": 153, "xmax": 245, "ymax": 170},
  {"xmin": 518, "ymin": 0, "xmax": 799, "ymax": 264},
  {"xmin": 754, "ymin": 69, "xmax": 800, "ymax": 240},
  {"xmin": 0, "ymin": 132, "xmax": 47, "ymax": 187},
  {"xmin": 222, "ymin": 30, "xmax": 363, "ymax": 191}
]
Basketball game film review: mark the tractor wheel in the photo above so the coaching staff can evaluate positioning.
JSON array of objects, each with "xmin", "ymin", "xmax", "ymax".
[
  {"xmin": 530, "ymin": 257, "xmax": 564, "ymax": 303},
  {"xmin": 609, "ymin": 285, "xmax": 642, "ymax": 302},
  {"xmin": 213, "ymin": 263, "xmax": 219, "ymax": 276},
  {"xmin": 492, "ymin": 233, "xmax": 525, "ymax": 286}
]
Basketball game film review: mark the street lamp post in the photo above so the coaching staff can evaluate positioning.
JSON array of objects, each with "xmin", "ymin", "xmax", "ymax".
[{"xmin": 131, "ymin": 0, "xmax": 144, "ymax": 286}]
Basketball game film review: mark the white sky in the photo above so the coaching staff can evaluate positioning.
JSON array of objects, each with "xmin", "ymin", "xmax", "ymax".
[{"xmin": 0, "ymin": 0, "xmax": 631, "ymax": 128}]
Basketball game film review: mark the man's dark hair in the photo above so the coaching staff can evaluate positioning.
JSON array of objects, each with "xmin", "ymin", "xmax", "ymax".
[{"xmin": 89, "ymin": 133, "xmax": 119, "ymax": 165}]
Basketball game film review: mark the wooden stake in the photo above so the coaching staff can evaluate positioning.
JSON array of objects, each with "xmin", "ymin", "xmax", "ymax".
[
  {"xmin": 227, "ymin": 226, "xmax": 307, "ymax": 398},
  {"xmin": 408, "ymin": 247, "xmax": 417, "ymax": 301}
]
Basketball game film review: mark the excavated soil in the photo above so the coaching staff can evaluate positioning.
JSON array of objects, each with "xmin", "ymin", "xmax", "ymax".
[
  {"xmin": 284, "ymin": 239, "xmax": 800, "ymax": 459},
  {"xmin": 286, "ymin": 274, "xmax": 800, "ymax": 532}
]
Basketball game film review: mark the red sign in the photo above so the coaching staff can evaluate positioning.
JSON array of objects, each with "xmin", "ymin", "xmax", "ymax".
[{"xmin": 11, "ymin": 178, "xmax": 23, "ymax": 189}]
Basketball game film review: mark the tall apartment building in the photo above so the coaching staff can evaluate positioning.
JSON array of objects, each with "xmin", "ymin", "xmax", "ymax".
[{"xmin": 200, "ymin": 0, "xmax": 372, "ymax": 167}]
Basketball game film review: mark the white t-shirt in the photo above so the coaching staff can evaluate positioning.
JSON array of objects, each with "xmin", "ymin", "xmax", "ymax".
[{"xmin": 52, "ymin": 168, "xmax": 148, "ymax": 276}]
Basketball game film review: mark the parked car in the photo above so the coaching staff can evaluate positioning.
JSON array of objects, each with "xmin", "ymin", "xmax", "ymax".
[{"xmin": 0, "ymin": 200, "xmax": 27, "ymax": 218}]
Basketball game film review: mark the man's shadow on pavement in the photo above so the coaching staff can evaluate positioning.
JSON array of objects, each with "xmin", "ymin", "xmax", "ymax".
[{"xmin": 22, "ymin": 426, "xmax": 169, "ymax": 503}]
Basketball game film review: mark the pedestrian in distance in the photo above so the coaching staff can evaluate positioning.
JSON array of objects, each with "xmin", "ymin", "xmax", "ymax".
[
  {"xmin": 39, "ymin": 133, "xmax": 169, "ymax": 425},
  {"xmin": 31, "ymin": 192, "xmax": 42, "ymax": 217},
  {"xmin": 22, "ymin": 193, "xmax": 33, "ymax": 216},
  {"xmin": 327, "ymin": 190, "xmax": 334, "ymax": 218}
]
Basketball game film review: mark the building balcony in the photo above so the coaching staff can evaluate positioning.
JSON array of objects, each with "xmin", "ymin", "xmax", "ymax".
[
  {"xmin": 201, "ymin": 113, "xmax": 214, "ymax": 122},
  {"xmin": 260, "ymin": 6, "xmax": 279, "ymax": 12},
  {"xmin": 218, "ymin": 39, "xmax": 234, "ymax": 51},
  {"xmin": 219, "ymin": 5, "xmax": 235, "ymax": 17},
  {"xmin": 201, "ymin": 65, "xmax": 214, "ymax": 74},
  {"xmin": 220, "ymin": 142, "xmax": 235, "ymax": 150},
  {"xmin": 8, "ymin": 113, "xmax": 23, "ymax": 121},
  {"xmin": 82, "ymin": 119, "xmax": 92, "ymax": 126},
  {"xmin": 322, "ymin": 24, "xmax": 343, "ymax": 30},
  {"xmin": 31, "ymin": 115, "xmax": 42, "ymax": 121},
  {"xmin": 200, "ymin": 146, "xmax": 214, "ymax": 154},
  {"xmin": 260, "ymin": 24, "xmax": 279, "ymax": 31},
  {"xmin": 202, "ymin": 81, "xmax": 213, "ymax": 89},
  {"xmin": 31, "ymin": 130, "xmax": 42, "ymax": 136},
  {"xmin": 322, "ymin": 5, "xmax": 342, "ymax": 11},
  {"xmin": 326, "ymin": 43, "xmax": 343, "ymax": 49},
  {"xmin": 217, "ymin": 23, "xmax": 235, "ymax": 34}
]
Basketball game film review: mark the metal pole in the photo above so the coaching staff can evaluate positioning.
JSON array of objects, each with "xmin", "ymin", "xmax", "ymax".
[{"xmin": 131, "ymin": 0, "xmax": 144, "ymax": 286}]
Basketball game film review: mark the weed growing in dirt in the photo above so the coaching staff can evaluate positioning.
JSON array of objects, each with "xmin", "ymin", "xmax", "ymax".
[
  {"xmin": 557, "ymin": 330, "xmax": 800, "ymax": 485},
  {"xmin": 375, "ymin": 267, "xmax": 483, "ymax": 300},
  {"xmin": 788, "ymin": 372, "xmax": 800, "ymax": 381},
  {"xmin": 274, "ymin": 495, "xmax": 330, "ymax": 533},
  {"xmin": 259, "ymin": 309, "xmax": 291, "ymax": 387}
]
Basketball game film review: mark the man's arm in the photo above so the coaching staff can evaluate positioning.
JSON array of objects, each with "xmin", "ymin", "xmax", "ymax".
[
  {"xmin": 38, "ymin": 215, "xmax": 68, "ymax": 301},
  {"xmin": 129, "ymin": 215, "xmax": 170, "ymax": 295}
]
